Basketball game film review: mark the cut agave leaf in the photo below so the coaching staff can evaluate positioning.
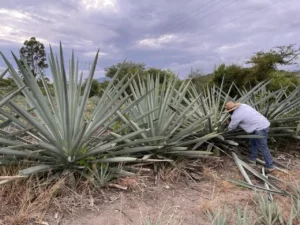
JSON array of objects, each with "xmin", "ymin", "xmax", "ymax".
[{"xmin": 226, "ymin": 178, "xmax": 288, "ymax": 196}]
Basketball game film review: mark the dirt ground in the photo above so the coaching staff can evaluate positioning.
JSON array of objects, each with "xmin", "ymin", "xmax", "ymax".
[
  {"xmin": 1, "ymin": 148, "xmax": 300, "ymax": 225},
  {"xmin": 44, "ymin": 154, "xmax": 300, "ymax": 225}
]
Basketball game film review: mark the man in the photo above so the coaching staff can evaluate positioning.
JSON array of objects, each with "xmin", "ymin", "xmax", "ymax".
[{"xmin": 225, "ymin": 101, "xmax": 275, "ymax": 172}]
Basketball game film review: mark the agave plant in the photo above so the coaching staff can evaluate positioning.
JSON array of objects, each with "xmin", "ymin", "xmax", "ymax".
[
  {"xmin": 176, "ymin": 80, "xmax": 300, "ymax": 194},
  {"xmin": 0, "ymin": 44, "xmax": 170, "ymax": 183},
  {"xmin": 106, "ymin": 74, "xmax": 219, "ymax": 159},
  {"xmin": 255, "ymin": 194, "xmax": 284, "ymax": 225},
  {"xmin": 206, "ymin": 206, "xmax": 228, "ymax": 225},
  {"xmin": 236, "ymin": 206, "xmax": 253, "ymax": 225},
  {"xmin": 183, "ymin": 80, "xmax": 300, "ymax": 147},
  {"xmin": 238, "ymin": 83, "xmax": 300, "ymax": 138}
]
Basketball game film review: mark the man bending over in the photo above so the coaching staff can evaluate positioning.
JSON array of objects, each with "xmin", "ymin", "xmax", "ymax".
[{"xmin": 225, "ymin": 101, "xmax": 275, "ymax": 173}]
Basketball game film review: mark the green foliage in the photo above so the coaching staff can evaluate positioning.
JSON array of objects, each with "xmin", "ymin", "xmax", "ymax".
[
  {"xmin": 267, "ymin": 70, "xmax": 300, "ymax": 92},
  {"xmin": 19, "ymin": 37, "xmax": 48, "ymax": 78},
  {"xmin": 81, "ymin": 79, "xmax": 110, "ymax": 97},
  {"xmin": 247, "ymin": 44, "xmax": 300, "ymax": 70},
  {"xmin": 0, "ymin": 78, "xmax": 17, "ymax": 88},
  {"xmin": 98, "ymin": 80, "xmax": 110, "ymax": 96},
  {"xmin": 105, "ymin": 61, "xmax": 179, "ymax": 83},
  {"xmin": 188, "ymin": 68, "xmax": 213, "ymax": 91},
  {"xmin": 212, "ymin": 64, "xmax": 253, "ymax": 96},
  {"xmin": 105, "ymin": 61, "xmax": 146, "ymax": 79},
  {"xmin": 212, "ymin": 45, "xmax": 300, "ymax": 94}
]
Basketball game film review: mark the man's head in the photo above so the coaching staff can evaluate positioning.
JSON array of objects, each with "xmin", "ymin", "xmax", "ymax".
[{"xmin": 225, "ymin": 101, "xmax": 241, "ymax": 113}]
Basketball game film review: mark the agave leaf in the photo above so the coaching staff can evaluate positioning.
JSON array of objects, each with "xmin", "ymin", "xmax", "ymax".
[
  {"xmin": 0, "ymin": 67, "xmax": 9, "ymax": 79},
  {"xmin": 110, "ymin": 146, "xmax": 163, "ymax": 156},
  {"xmin": 12, "ymin": 53, "xmax": 62, "ymax": 143},
  {"xmin": 113, "ymin": 108, "xmax": 159, "ymax": 133},
  {"xmin": 226, "ymin": 178, "xmax": 287, "ymax": 195},
  {"xmin": 224, "ymin": 140, "xmax": 239, "ymax": 146},
  {"xmin": 228, "ymin": 135, "xmax": 264, "ymax": 139},
  {"xmin": 167, "ymin": 151, "xmax": 213, "ymax": 156},
  {"xmin": 173, "ymin": 133, "xmax": 220, "ymax": 147},
  {"xmin": 0, "ymin": 137, "xmax": 23, "ymax": 146},
  {"xmin": 0, "ymin": 108, "xmax": 28, "ymax": 129},
  {"xmin": 83, "ymin": 95, "xmax": 132, "ymax": 141},
  {"xmin": 76, "ymin": 143, "xmax": 117, "ymax": 161},
  {"xmin": 113, "ymin": 136, "xmax": 166, "ymax": 150},
  {"xmin": 0, "ymin": 148, "xmax": 45, "ymax": 159},
  {"xmin": 0, "ymin": 86, "xmax": 26, "ymax": 107},
  {"xmin": 232, "ymin": 152, "xmax": 253, "ymax": 185},
  {"xmin": 8, "ymin": 102, "xmax": 59, "ymax": 148},
  {"xmin": 19, "ymin": 165, "xmax": 59, "ymax": 176},
  {"xmin": 0, "ymin": 175, "xmax": 26, "ymax": 180},
  {"xmin": 239, "ymin": 158, "xmax": 284, "ymax": 192},
  {"xmin": 262, "ymin": 167, "xmax": 273, "ymax": 201},
  {"xmin": 110, "ymin": 129, "xmax": 150, "ymax": 144},
  {"xmin": 6, "ymin": 127, "xmax": 35, "ymax": 138},
  {"xmin": 91, "ymin": 157, "xmax": 139, "ymax": 163}
]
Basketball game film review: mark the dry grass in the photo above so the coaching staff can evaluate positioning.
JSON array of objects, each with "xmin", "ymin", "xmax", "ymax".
[
  {"xmin": 0, "ymin": 166, "xmax": 102, "ymax": 225},
  {"xmin": 199, "ymin": 199, "xmax": 218, "ymax": 213},
  {"xmin": 218, "ymin": 180, "xmax": 236, "ymax": 192},
  {"xmin": 117, "ymin": 177, "xmax": 140, "ymax": 190},
  {"xmin": 0, "ymin": 153, "xmax": 299, "ymax": 225}
]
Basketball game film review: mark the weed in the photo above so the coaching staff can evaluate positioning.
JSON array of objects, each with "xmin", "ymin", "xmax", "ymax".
[
  {"xmin": 255, "ymin": 194, "xmax": 284, "ymax": 225},
  {"xmin": 206, "ymin": 205, "xmax": 229, "ymax": 225}
]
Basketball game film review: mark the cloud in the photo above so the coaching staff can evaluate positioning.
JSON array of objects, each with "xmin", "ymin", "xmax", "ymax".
[
  {"xmin": 80, "ymin": 0, "xmax": 119, "ymax": 12},
  {"xmin": 0, "ymin": 0, "xmax": 299, "ymax": 79},
  {"xmin": 83, "ymin": 51, "xmax": 108, "ymax": 57},
  {"xmin": 137, "ymin": 34, "xmax": 178, "ymax": 49},
  {"xmin": 215, "ymin": 41, "xmax": 252, "ymax": 53}
]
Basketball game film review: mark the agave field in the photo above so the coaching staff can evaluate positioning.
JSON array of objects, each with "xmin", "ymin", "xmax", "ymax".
[{"xmin": 0, "ymin": 44, "xmax": 300, "ymax": 199}]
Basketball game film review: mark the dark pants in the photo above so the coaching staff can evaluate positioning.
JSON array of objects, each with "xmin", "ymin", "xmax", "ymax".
[{"xmin": 249, "ymin": 127, "xmax": 274, "ymax": 168}]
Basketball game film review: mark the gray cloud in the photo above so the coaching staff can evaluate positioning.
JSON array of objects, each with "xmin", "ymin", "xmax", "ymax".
[{"xmin": 0, "ymin": 0, "xmax": 299, "ymax": 79}]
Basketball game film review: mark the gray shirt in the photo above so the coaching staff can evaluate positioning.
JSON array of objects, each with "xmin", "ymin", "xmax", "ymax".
[{"xmin": 228, "ymin": 104, "xmax": 270, "ymax": 133}]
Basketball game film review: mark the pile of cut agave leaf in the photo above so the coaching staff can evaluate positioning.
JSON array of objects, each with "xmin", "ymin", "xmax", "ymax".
[{"xmin": 228, "ymin": 151, "xmax": 290, "ymax": 200}]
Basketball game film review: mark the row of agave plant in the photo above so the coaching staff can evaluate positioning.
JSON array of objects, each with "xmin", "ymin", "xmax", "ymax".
[{"xmin": 0, "ymin": 45, "xmax": 300, "ymax": 194}]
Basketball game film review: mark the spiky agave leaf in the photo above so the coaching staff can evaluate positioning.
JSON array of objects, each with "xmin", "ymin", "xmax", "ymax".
[
  {"xmin": 185, "ymin": 80, "xmax": 300, "ymax": 147},
  {"xmin": 106, "ymin": 74, "xmax": 218, "ymax": 158},
  {"xmin": 0, "ymin": 44, "xmax": 169, "ymax": 178}
]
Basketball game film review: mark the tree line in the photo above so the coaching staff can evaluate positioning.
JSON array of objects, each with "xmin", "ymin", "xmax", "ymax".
[{"xmin": 1, "ymin": 37, "xmax": 299, "ymax": 97}]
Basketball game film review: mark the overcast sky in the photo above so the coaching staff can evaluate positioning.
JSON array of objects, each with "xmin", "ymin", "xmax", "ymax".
[{"xmin": 0, "ymin": 0, "xmax": 299, "ymax": 79}]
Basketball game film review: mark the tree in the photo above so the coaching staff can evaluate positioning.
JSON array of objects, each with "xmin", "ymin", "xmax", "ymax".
[
  {"xmin": 19, "ymin": 37, "xmax": 48, "ymax": 77},
  {"xmin": 247, "ymin": 44, "xmax": 300, "ymax": 78},
  {"xmin": 212, "ymin": 45, "xmax": 300, "ymax": 94},
  {"xmin": 212, "ymin": 64, "xmax": 253, "ymax": 96},
  {"xmin": 267, "ymin": 70, "xmax": 300, "ymax": 92},
  {"xmin": 186, "ymin": 68, "xmax": 213, "ymax": 91},
  {"xmin": 146, "ymin": 68, "xmax": 179, "ymax": 83},
  {"xmin": 105, "ymin": 61, "xmax": 179, "ymax": 82},
  {"xmin": 105, "ymin": 61, "xmax": 146, "ymax": 79},
  {"xmin": 188, "ymin": 68, "xmax": 205, "ymax": 79}
]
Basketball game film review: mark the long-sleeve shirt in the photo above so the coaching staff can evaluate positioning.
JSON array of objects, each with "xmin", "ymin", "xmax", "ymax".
[{"xmin": 228, "ymin": 104, "xmax": 270, "ymax": 133}]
